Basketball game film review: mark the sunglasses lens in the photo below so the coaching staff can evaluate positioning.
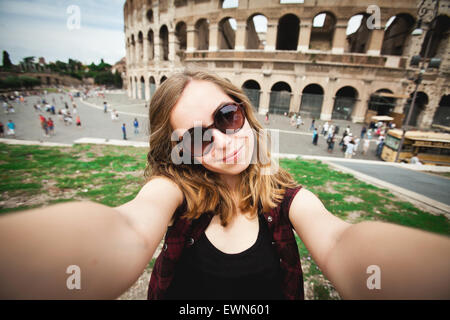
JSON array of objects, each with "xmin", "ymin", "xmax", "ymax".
[
  {"xmin": 183, "ymin": 127, "xmax": 214, "ymax": 157},
  {"xmin": 215, "ymin": 104, "xmax": 245, "ymax": 133}
]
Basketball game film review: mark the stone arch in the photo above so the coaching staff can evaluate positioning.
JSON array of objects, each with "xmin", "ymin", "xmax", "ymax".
[
  {"xmin": 146, "ymin": 8, "xmax": 153, "ymax": 23},
  {"xmin": 140, "ymin": 76, "xmax": 146, "ymax": 100},
  {"xmin": 195, "ymin": 18, "xmax": 209, "ymax": 50},
  {"xmin": 131, "ymin": 34, "xmax": 136, "ymax": 64},
  {"xmin": 246, "ymin": 13, "xmax": 267, "ymax": 49},
  {"xmin": 218, "ymin": 17, "xmax": 237, "ymax": 50},
  {"xmin": 138, "ymin": 31, "xmax": 144, "ymax": 62},
  {"xmin": 149, "ymin": 76, "xmax": 156, "ymax": 98},
  {"xmin": 381, "ymin": 14, "xmax": 415, "ymax": 56},
  {"xmin": 160, "ymin": 75, "xmax": 167, "ymax": 84},
  {"xmin": 432, "ymin": 95, "xmax": 450, "ymax": 127},
  {"xmin": 310, "ymin": 12, "xmax": 336, "ymax": 51},
  {"xmin": 242, "ymin": 79, "xmax": 261, "ymax": 111},
  {"xmin": 276, "ymin": 14, "xmax": 300, "ymax": 50},
  {"xmin": 421, "ymin": 15, "xmax": 450, "ymax": 59},
  {"xmin": 159, "ymin": 25, "xmax": 169, "ymax": 61},
  {"xmin": 368, "ymin": 88, "xmax": 396, "ymax": 116},
  {"xmin": 404, "ymin": 91, "xmax": 429, "ymax": 127},
  {"xmin": 134, "ymin": 76, "xmax": 138, "ymax": 99},
  {"xmin": 269, "ymin": 81, "xmax": 292, "ymax": 114},
  {"xmin": 346, "ymin": 13, "xmax": 372, "ymax": 53},
  {"xmin": 300, "ymin": 84, "xmax": 324, "ymax": 119},
  {"xmin": 147, "ymin": 29, "xmax": 154, "ymax": 60},
  {"xmin": 332, "ymin": 86, "xmax": 359, "ymax": 120},
  {"xmin": 220, "ymin": 0, "xmax": 238, "ymax": 9},
  {"xmin": 175, "ymin": 21, "xmax": 187, "ymax": 51}
]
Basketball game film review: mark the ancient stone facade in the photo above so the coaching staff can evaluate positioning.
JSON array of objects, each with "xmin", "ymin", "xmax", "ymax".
[{"xmin": 124, "ymin": 0, "xmax": 450, "ymax": 129}]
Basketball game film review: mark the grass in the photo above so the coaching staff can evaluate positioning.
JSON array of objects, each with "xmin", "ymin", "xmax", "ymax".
[{"xmin": 1, "ymin": 143, "xmax": 449, "ymax": 300}]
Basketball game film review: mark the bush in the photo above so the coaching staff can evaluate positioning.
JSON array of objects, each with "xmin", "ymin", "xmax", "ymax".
[{"xmin": 0, "ymin": 76, "xmax": 41, "ymax": 89}]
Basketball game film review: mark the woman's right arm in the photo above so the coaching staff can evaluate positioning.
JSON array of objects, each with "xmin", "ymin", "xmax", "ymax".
[{"xmin": 0, "ymin": 176, "xmax": 183, "ymax": 299}]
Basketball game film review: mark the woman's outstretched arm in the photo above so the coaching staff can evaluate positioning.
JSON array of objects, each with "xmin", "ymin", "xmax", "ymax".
[
  {"xmin": 290, "ymin": 188, "xmax": 450, "ymax": 299},
  {"xmin": 0, "ymin": 176, "xmax": 183, "ymax": 299}
]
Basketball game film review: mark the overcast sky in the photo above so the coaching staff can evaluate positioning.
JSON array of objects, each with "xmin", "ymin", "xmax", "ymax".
[{"xmin": 0, "ymin": 0, "xmax": 126, "ymax": 65}]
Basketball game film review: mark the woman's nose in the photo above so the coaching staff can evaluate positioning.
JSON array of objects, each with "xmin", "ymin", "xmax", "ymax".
[{"xmin": 210, "ymin": 129, "xmax": 233, "ymax": 156}]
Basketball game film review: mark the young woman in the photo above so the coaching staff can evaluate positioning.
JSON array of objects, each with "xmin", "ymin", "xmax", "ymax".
[{"xmin": 0, "ymin": 69, "xmax": 449, "ymax": 300}]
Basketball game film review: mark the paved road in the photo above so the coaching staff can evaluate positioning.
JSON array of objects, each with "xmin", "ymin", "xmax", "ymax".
[
  {"xmin": 330, "ymin": 161, "xmax": 450, "ymax": 206},
  {"xmin": 0, "ymin": 91, "xmax": 381, "ymax": 160}
]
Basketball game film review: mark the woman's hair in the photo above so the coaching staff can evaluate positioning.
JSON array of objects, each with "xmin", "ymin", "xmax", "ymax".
[{"xmin": 144, "ymin": 67, "xmax": 298, "ymax": 226}]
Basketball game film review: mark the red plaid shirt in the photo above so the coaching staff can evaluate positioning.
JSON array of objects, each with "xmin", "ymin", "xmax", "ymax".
[{"xmin": 147, "ymin": 186, "xmax": 304, "ymax": 300}]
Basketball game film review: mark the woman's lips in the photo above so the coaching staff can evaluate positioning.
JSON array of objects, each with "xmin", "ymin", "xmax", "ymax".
[{"xmin": 223, "ymin": 145, "xmax": 243, "ymax": 162}]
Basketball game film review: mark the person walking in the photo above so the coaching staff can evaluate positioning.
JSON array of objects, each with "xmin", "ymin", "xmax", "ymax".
[
  {"xmin": 122, "ymin": 123, "xmax": 127, "ymax": 140},
  {"xmin": 345, "ymin": 140, "xmax": 355, "ymax": 159},
  {"xmin": 296, "ymin": 114, "xmax": 303, "ymax": 129},
  {"xmin": 133, "ymin": 118, "xmax": 139, "ymax": 135},
  {"xmin": 0, "ymin": 121, "xmax": 4, "ymax": 137},
  {"xmin": 322, "ymin": 121, "xmax": 329, "ymax": 136},
  {"xmin": 362, "ymin": 139, "xmax": 370, "ymax": 155},
  {"xmin": 360, "ymin": 126, "xmax": 367, "ymax": 139},
  {"xmin": 76, "ymin": 115, "xmax": 81, "ymax": 128},
  {"xmin": 47, "ymin": 118, "xmax": 54, "ymax": 136},
  {"xmin": 6, "ymin": 120, "xmax": 15, "ymax": 138},
  {"xmin": 103, "ymin": 101, "xmax": 108, "ymax": 113},
  {"xmin": 309, "ymin": 118, "xmax": 315, "ymax": 131},
  {"xmin": 312, "ymin": 127, "xmax": 319, "ymax": 145},
  {"xmin": 264, "ymin": 112, "xmax": 270, "ymax": 125},
  {"xmin": 327, "ymin": 133, "xmax": 336, "ymax": 153}
]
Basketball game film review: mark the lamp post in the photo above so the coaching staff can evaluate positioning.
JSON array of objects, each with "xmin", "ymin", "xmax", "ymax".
[{"xmin": 394, "ymin": 0, "xmax": 439, "ymax": 163}]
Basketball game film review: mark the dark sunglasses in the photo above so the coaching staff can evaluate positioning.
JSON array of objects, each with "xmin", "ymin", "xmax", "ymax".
[{"xmin": 180, "ymin": 102, "xmax": 246, "ymax": 157}]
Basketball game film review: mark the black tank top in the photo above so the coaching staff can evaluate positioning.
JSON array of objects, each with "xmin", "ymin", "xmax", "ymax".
[{"xmin": 165, "ymin": 214, "xmax": 284, "ymax": 300}]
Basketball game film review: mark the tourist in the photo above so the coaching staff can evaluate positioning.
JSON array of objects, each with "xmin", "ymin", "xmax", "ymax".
[
  {"xmin": 104, "ymin": 101, "xmax": 108, "ymax": 113},
  {"xmin": 76, "ymin": 115, "xmax": 81, "ymax": 128},
  {"xmin": 362, "ymin": 139, "xmax": 370, "ymax": 155},
  {"xmin": 322, "ymin": 121, "xmax": 329, "ymax": 136},
  {"xmin": 296, "ymin": 114, "xmax": 303, "ymax": 129},
  {"xmin": 345, "ymin": 140, "xmax": 355, "ymax": 159},
  {"xmin": 0, "ymin": 121, "xmax": 4, "ymax": 137},
  {"xmin": 327, "ymin": 133, "xmax": 336, "ymax": 153},
  {"xmin": 47, "ymin": 118, "xmax": 54, "ymax": 136},
  {"xmin": 312, "ymin": 127, "xmax": 319, "ymax": 145},
  {"xmin": 310, "ymin": 118, "xmax": 315, "ymax": 131},
  {"xmin": 133, "ymin": 118, "xmax": 139, "ymax": 134},
  {"xmin": 6, "ymin": 120, "xmax": 15, "ymax": 138},
  {"xmin": 122, "ymin": 123, "xmax": 127, "ymax": 140},
  {"xmin": 1, "ymin": 69, "xmax": 449, "ymax": 300},
  {"xmin": 360, "ymin": 126, "xmax": 367, "ymax": 139}
]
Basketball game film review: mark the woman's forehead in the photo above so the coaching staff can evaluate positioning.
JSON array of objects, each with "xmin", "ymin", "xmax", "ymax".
[{"xmin": 170, "ymin": 80, "xmax": 232, "ymax": 131}]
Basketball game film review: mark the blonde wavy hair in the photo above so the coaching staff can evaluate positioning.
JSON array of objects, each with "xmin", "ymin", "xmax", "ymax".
[{"xmin": 144, "ymin": 68, "xmax": 298, "ymax": 226}]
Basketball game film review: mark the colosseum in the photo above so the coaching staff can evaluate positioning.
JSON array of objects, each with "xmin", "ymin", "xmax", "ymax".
[{"xmin": 123, "ymin": 0, "xmax": 450, "ymax": 129}]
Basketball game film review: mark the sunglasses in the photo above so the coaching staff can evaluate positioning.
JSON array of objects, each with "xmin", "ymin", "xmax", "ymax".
[{"xmin": 180, "ymin": 102, "xmax": 246, "ymax": 157}]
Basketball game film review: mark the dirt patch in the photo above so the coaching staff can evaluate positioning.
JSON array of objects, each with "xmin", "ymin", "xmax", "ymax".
[{"xmin": 344, "ymin": 195, "xmax": 364, "ymax": 203}]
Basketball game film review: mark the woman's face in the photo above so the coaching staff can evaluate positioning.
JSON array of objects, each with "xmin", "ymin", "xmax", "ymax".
[{"xmin": 170, "ymin": 80, "xmax": 255, "ymax": 177}]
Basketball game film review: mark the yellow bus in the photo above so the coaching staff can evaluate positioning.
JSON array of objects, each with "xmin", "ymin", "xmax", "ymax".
[{"xmin": 381, "ymin": 129, "xmax": 450, "ymax": 166}]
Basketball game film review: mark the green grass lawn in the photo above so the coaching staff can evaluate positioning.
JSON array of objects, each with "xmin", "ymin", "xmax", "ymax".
[{"xmin": 1, "ymin": 143, "xmax": 449, "ymax": 300}]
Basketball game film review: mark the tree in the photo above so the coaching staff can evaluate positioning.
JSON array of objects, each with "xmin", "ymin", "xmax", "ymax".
[{"xmin": 2, "ymin": 51, "xmax": 13, "ymax": 69}]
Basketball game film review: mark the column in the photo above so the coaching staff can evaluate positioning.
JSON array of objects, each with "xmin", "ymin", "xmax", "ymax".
[
  {"xmin": 366, "ymin": 29, "xmax": 385, "ymax": 56},
  {"xmin": 331, "ymin": 21, "xmax": 347, "ymax": 54},
  {"xmin": 264, "ymin": 21, "xmax": 277, "ymax": 51},
  {"xmin": 143, "ymin": 35, "xmax": 149, "ymax": 64},
  {"xmin": 186, "ymin": 26, "xmax": 196, "ymax": 52},
  {"xmin": 320, "ymin": 80, "xmax": 336, "ymax": 120},
  {"xmin": 297, "ymin": 22, "xmax": 312, "ymax": 52},
  {"xmin": 234, "ymin": 22, "xmax": 247, "ymax": 51},
  {"xmin": 168, "ymin": 30, "xmax": 177, "ymax": 61},
  {"xmin": 144, "ymin": 76, "xmax": 150, "ymax": 102},
  {"xmin": 259, "ymin": 90, "xmax": 270, "ymax": 115},
  {"xmin": 351, "ymin": 81, "xmax": 371, "ymax": 123},
  {"xmin": 209, "ymin": 24, "xmax": 219, "ymax": 51},
  {"xmin": 154, "ymin": 34, "xmax": 160, "ymax": 61}
]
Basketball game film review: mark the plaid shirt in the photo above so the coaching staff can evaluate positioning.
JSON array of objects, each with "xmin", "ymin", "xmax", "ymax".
[{"xmin": 147, "ymin": 186, "xmax": 304, "ymax": 300}]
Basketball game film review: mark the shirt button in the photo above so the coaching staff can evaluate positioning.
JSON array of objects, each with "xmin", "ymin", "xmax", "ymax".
[
  {"xmin": 187, "ymin": 238, "xmax": 194, "ymax": 246},
  {"xmin": 163, "ymin": 243, "xmax": 168, "ymax": 251},
  {"xmin": 267, "ymin": 216, "xmax": 273, "ymax": 222},
  {"xmin": 272, "ymin": 241, "xmax": 276, "ymax": 245}
]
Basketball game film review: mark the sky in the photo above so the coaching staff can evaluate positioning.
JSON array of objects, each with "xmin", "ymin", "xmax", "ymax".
[{"xmin": 0, "ymin": 0, "xmax": 126, "ymax": 66}]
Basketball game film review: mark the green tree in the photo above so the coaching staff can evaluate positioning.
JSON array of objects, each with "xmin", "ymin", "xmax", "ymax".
[{"xmin": 2, "ymin": 51, "xmax": 13, "ymax": 69}]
